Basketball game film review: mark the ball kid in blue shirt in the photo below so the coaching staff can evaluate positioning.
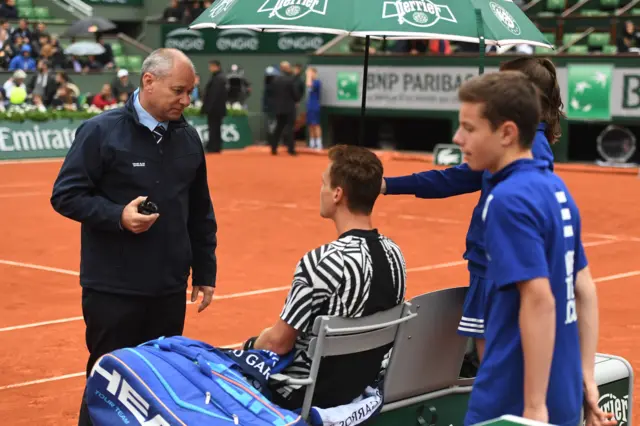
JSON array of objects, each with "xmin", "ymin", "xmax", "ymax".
[
  {"xmin": 382, "ymin": 58, "xmax": 563, "ymax": 361},
  {"xmin": 453, "ymin": 71, "xmax": 611, "ymax": 426}
]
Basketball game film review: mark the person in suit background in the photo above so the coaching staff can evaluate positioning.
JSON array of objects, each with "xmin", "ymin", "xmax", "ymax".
[
  {"xmin": 201, "ymin": 59, "xmax": 228, "ymax": 153},
  {"xmin": 268, "ymin": 61, "xmax": 302, "ymax": 156}
]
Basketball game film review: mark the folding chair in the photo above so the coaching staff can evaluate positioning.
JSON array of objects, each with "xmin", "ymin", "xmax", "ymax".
[{"xmin": 271, "ymin": 301, "xmax": 417, "ymax": 420}]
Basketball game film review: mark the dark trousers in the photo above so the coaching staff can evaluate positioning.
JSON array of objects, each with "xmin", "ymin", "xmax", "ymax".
[
  {"xmin": 269, "ymin": 113, "xmax": 296, "ymax": 154},
  {"xmin": 77, "ymin": 288, "xmax": 187, "ymax": 426},
  {"xmin": 207, "ymin": 115, "xmax": 223, "ymax": 153}
]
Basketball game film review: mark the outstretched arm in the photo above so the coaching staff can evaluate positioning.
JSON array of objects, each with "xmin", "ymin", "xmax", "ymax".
[{"xmin": 382, "ymin": 162, "xmax": 483, "ymax": 199}]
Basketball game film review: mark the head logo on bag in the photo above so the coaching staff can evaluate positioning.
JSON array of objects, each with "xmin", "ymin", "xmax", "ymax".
[
  {"xmin": 86, "ymin": 336, "xmax": 306, "ymax": 426},
  {"xmin": 90, "ymin": 360, "xmax": 171, "ymax": 425}
]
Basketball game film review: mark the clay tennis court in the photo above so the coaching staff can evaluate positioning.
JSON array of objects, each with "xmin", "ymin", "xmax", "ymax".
[{"xmin": 0, "ymin": 147, "xmax": 638, "ymax": 425}]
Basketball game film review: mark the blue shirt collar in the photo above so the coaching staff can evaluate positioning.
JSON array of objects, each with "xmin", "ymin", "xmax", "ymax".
[
  {"xmin": 133, "ymin": 88, "xmax": 168, "ymax": 132},
  {"xmin": 490, "ymin": 158, "xmax": 549, "ymax": 185}
]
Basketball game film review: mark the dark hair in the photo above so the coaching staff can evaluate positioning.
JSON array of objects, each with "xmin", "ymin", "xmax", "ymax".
[
  {"xmin": 458, "ymin": 71, "xmax": 541, "ymax": 149},
  {"xmin": 499, "ymin": 57, "xmax": 564, "ymax": 144},
  {"xmin": 328, "ymin": 145, "xmax": 383, "ymax": 215},
  {"xmin": 209, "ymin": 59, "xmax": 220, "ymax": 66}
]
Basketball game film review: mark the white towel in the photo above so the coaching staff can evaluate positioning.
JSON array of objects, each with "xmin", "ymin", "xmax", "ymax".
[{"xmin": 306, "ymin": 387, "xmax": 383, "ymax": 426}]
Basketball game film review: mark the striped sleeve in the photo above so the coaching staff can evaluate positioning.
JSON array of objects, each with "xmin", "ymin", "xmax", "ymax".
[{"xmin": 280, "ymin": 245, "xmax": 344, "ymax": 332}]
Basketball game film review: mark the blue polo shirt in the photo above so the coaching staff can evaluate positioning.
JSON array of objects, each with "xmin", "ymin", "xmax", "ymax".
[{"xmin": 464, "ymin": 158, "xmax": 586, "ymax": 426}]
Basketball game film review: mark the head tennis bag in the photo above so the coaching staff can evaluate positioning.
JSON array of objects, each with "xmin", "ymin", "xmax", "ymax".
[{"xmin": 85, "ymin": 336, "xmax": 307, "ymax": 426}]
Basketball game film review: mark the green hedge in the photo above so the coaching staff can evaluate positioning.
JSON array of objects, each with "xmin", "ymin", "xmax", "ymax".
[{"xmin": 0, "ymin": 104, "xmax": 248, "ymax": 123}]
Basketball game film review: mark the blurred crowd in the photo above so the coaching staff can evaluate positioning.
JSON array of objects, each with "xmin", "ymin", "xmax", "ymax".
[
  {"xmin": 0, "ymin": 18, "xmax": 119, "ymax": 72},
  {"xmin": 1, "ymin": 65, "xmax": 136, "ymax": 112},
  {"xmin": 162, "ymin": 0, "xmax": 213, "ymax": 24}
]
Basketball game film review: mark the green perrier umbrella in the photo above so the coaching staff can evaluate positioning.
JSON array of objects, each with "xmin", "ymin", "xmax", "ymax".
[{"xmin": 190, "ymin": 0, "xmax": 553, "ymax": 144}]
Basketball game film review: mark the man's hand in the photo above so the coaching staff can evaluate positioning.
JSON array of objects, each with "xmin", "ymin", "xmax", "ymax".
[
  {"xmin": 584, "ymin": 381, "xmax": 617, "ymax": 426},
  {"xmin": 522, "ymin": 405, "xmax": 548, "ymax": 424},
  {"xmin": 121, "ymin": 196, "xmax": 159, "ymax": 234},
  {"xmin": 191, "ymin": 286, "xmax": 214, "ymax": 313}
]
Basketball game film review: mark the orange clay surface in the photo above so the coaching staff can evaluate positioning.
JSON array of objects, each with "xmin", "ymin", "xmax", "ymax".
[{"xmin": 0, "ymin": 146, "xmax": 638, "ymax": 425}]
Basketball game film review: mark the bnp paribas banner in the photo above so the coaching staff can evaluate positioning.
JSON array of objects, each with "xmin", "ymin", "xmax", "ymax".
[
  {"xmin": 161, "ymin": 24, "xmax": 335, "ymax": 54},
  {"xmin": 314, "ymin": 64, "xmax": 640, "ymax": 120},
  {"xmin": 0, "ymin": 116, "xmax": 252, "ymax": 161}
]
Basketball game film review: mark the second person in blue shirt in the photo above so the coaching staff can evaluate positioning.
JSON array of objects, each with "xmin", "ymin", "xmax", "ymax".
[{"xmin": 381, "ymin": 57, "xmax": 564, "ymax": 361}]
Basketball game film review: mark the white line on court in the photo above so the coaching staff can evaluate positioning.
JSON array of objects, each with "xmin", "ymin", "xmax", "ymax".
[
  {"xmin": 594, "ymin": 270, "xmax": 640, "ymax": 283},
  {"xmin": 0, "ymin": 260, "xmax": 79, "ymax": 276},
  {"xmin": 1, "ymin": 266, "xmax": 639, "ymax": 392},
  {"xmin": 0, "ymin": 239, "xmax": 624, "ymax": 333},
  {"xmin": 0, "ymin": 191, "xmax": 49, "ymax": 198},
  {"xmin": 0, "ymin": 181, "xmax": 49, "ymax": 188},
  {"xmin": 0, "ymin": 342, "xmax": 244, "ymax": 391},
  {"xmin": 0, "ymin": 158, "xmax": 63, "ymax": 166}
]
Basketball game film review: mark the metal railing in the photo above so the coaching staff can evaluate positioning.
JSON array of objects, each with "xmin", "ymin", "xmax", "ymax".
[{"xmin": 55, "ymin": 0, "xmax": 93, "ymax": 17}]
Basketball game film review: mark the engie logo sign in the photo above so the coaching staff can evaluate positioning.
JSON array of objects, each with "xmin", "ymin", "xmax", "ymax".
[{"xmin": 164, "ymin": 28, "xmax": 206, "ymax": 52}]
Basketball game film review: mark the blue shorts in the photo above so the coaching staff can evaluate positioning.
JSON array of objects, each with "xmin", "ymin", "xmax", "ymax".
[
  {"xmin": 306, "ymin": 109, "xmax": 320, "ymax": 125},
  {"xmin": 457, "ymin": 273, "xmax": 491, "ymax": 338}
]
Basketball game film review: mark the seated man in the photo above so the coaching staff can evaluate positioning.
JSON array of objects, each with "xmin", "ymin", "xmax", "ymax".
[{"xmin": 243, "ymin": 144, "xmax": 407, "ymax": 410}]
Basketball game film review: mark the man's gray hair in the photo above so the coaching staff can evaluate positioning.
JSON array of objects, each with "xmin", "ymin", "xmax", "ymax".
[{"xmin": 139, "ymin": 48, "xmax": 196, "ymax": 87}]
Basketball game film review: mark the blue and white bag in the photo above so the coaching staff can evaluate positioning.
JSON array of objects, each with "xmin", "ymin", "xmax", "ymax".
[{"xmin": 85, "ymin": 336, "xmax": 307, "ymax": 426}]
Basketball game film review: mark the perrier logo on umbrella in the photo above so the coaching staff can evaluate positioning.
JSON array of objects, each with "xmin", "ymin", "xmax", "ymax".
[
  {"xmin": 382, "ymin": 0, "xmax": 456, "ymax": 28},
  {"xmin": 489, "ymin": 2, "xmax": 520, "ymax": 36},
  {"xmin": 258, "ymin": 0, "xmax": 328, "ymax": 20},
  {"xmin": 209, "ymin": 0, "xmax": 239, "ymax": 18},
  {"xmin": 567, "ymin": 64, "xmax": 613, "ymax": 120}
]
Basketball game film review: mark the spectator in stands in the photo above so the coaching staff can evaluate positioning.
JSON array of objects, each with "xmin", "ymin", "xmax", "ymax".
[
  {"xmin": 69, "ymin": 55, "xmax": 84, "ymax": 73},
  {"xmin": 0, "ymin": 26, "xmax": 8, "ymax": 51},
  {"xmin": 617, "ymin": 20, "xmax": 640, "ymax": 53},
  {"xmin": 111, "ymin": 68, "xmax": 135, "ymax": 99},
  {"xmin": 56, "ymin": 71, "xmax": 80, "ymax": 97},
  {"xmin": 0, "ymin": 0, "xmax": 17, "ymax": 20},
  {"xmin": 31, "ymin": 93, "xmax": 46, "ymax": 112},
  {"xmin": 84, "ymin": 55, "xmax": 103, "ymax": 72},
  {"xmin": 191, "ymin": 1, "xmax": 204, "ymax": 18},
  {"xmin": 32, "ymin": 22, "xmax": 47, "ymax": 42},
  {"xmin": 91, "ymin": 83, "xmax": 117, "ymax": 110},
  {"xmin": 27, "ymin": 59, "xmax": 56, "ymax": 106},
  {"xmin": 0, "ymin": 49, "xmax": 10, "ymax": 70},
  {"xmin": 428, "ymin": 39, "xmax": 452, "ymax": 55},
  {"xmin": 95, "ymin": 34, "xmax": 115, "ymax": 70},
  {"xmin": 163, "ymin": 0, "xmax": 183, "ymax": 21},
  {"xmin": 244, "ymin": 145, "xmax": 407, "ymax": 410},
  {"xmin": 48, "ymin": 36, "xmax": 66, "ymax": 70},
  {"xmin": 9, "ymin": 45, "xmax": 36, "ymax": 72},
  {"xmin": 51, "ymin": 85, "xmax": 78, "ymax": 111},
  {"xmin": 11, "ymin": 19, "xmax": 30, "ymax": 45},
  {"xmin": 3, "ymin": 69, "xmax": 26, "ymax": 100},
  {"xmin": 33, "ymin": 33, "xmax": 51, "ymax": 58},
  {"xmin": 117, "ymin": 91, "xmax": 128, "ymax": 104}
]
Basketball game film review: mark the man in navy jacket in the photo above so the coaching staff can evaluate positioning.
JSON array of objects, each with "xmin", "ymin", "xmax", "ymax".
[{"xmin": 50, "ymin": 48, "xmax": 218, "ymax": 426}]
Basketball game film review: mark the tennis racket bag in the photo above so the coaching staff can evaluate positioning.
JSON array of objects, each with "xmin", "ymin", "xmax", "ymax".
[{"xmin": 85, "ymin": 336, "xmax": 307, "ymax": 426}]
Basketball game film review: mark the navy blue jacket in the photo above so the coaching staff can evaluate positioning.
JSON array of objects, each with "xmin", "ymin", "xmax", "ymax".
[
  {"xmin": 51, "ymin": 96, "xmax": 217, "ymax": 296},
  {"xmin": 384, "ymin": 123, "xmax": 554, "ymax": 278}
]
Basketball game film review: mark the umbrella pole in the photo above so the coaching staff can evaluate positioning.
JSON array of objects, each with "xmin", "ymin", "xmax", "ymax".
[
  {"xmin": 358, "ymin": 35, "xmax": 370, "ymax": 146},
  {"xmin": 475, "ymin": 8, "xmax": 485, "ymax": 75}
]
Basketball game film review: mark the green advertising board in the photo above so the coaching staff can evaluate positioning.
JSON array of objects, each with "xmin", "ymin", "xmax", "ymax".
[
  {"xmin": 161, "ymin": 24, "xmax": 335, "ymax": 54},
  {"xmin": 314, "ymin": 63, "xmax": 640, "ymax": 120},
  {"xmin": 83, "ymin": 0, "xmax": 143, "ymax": 5},
  {"xmin": 0, "ymin": 116, "xmax": 252, "ymax": 161}
]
